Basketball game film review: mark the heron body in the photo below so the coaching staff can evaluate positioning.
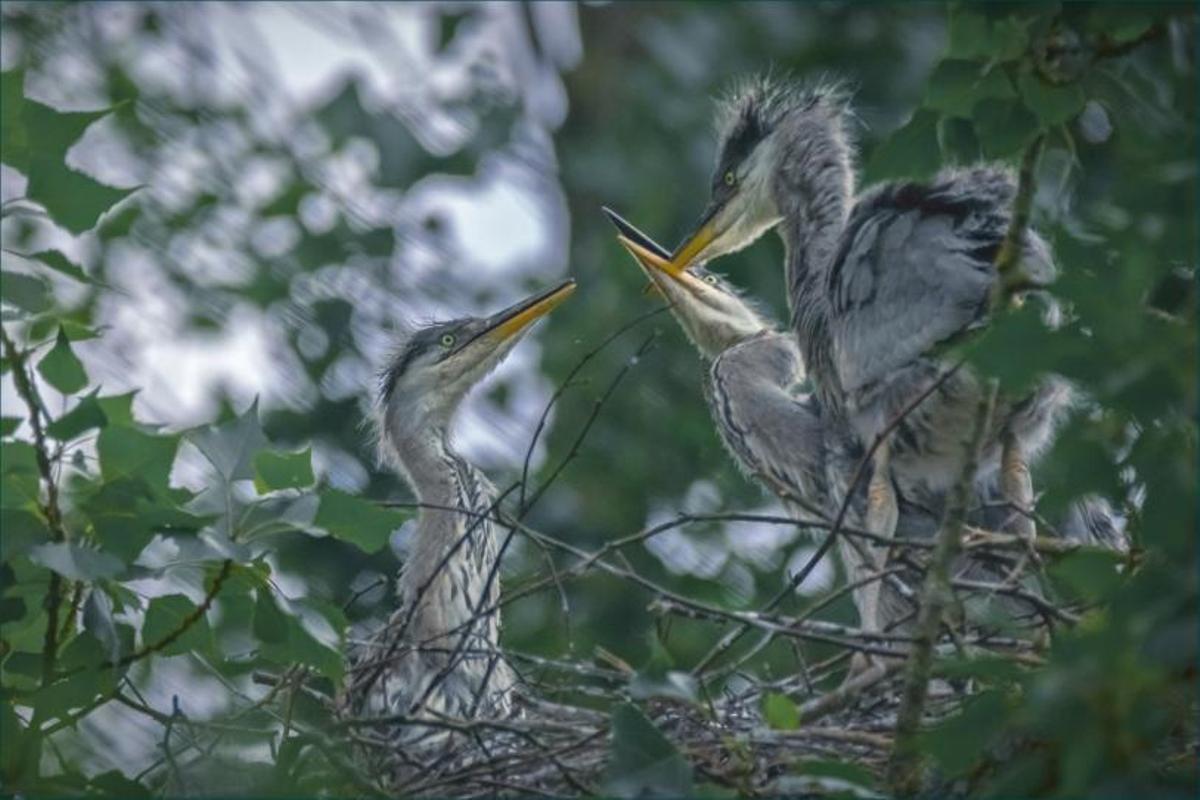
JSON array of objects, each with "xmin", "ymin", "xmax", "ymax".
[
  {"xmin": 667, "ymin": 77, "xmax": 1072, "ymax": 632},
  {"xmin": 613, "ymin": 228, "xmax": 1123, "ymax": 637},
  {"xmin": 342, "ymin": 281, "xmax": 575, "ymax": 735}
]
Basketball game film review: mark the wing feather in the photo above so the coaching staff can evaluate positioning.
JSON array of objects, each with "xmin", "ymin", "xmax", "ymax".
[{"xmin": 829, "ymin": 168, "xmax": 1018, "ymax": 392}]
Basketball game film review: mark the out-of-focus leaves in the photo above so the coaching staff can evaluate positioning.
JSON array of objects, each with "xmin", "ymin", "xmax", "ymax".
[
  {"xmin": 313, "ymin": 489, "xmax": 409, "ymax": 554},
  {"xmin": 188, "ymin": 400, "xmax": 267, "ymax": 483},
  {"xmin": 0, "ymin": 416, "xmax": 18, "ymax": 436},
  {"xmin": 27, "ymin": 249, "xmax": 91, "ymax": 283},
  {"xmin": 37, "ymin": 327, "xmax": 88, "ymax": 394},
  {"xmin": 946, "ymin": 6, "xmax": 1030, "ymax": 61},
  {"xmin": 27, "ymin": 542, "xmax": 123, "ymax": 581},
  {"xmin": 0, "ymin": 509, "xmax": 46, "ymax": 560},
  {"xmin": 920, "ymin": 690, "xmax": 1008, "ymax": 777},
  {"xmin": 863, "ymin": 109, "xmax": 941, "ymax": 184},
  {"xmin": 254, "ymin": 447, "xmax": 315, "ymax": 492},
  {"xmin": 1017, "ymin": 70, "xmax": 1086, "ymax": 127},
  {"xmin": 972, "ymin": 98, "xmax": 1040, "ymax": 158},
  {"xmin": 46, "ymin": 391, "xmax": 107, "ymax": 440},
  {"xmin": 762, "ymin": 692, "xmax": 800, "ymax": 730},
  {"xmin": 255, "ymin": 588, "xmax": 343, "ymax": 680},
  {"xmin": 1049, "ymin": 550, "xmax": 1124, "ymax": 603},
  {"xmin": 97, "ymin": 425, "xmax": 179, "ymax": 495},
  {"xmin": 629, "ymin": 643, "xmax": 698, "ymax": 704},
  {"xmin": 82, "ymin": 587, "xmax": 123, "ymax": 663},
  {"xmin": 925, "ymin": 60, "xmax": 1015, "ymax": 118},
  {"xmin": 604, "ymin": 703, "xmax": 693, "ymax": 798},
  {"xmin": 142, "ymin": 593, "xmax": 213, "ymax": 657},
  {"xmin": 1, "ymin": 270, "xmax": 50, "ymax": 313}
]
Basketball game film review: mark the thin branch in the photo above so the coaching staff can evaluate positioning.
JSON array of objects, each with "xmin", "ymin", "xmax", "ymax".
[
  {"xmin": 887, "ymin": 380, "xmax": 998, "ymax": 796},
  {"xmin": 692, "ymin": 360, "xmax": 967, "ymax": 676}
]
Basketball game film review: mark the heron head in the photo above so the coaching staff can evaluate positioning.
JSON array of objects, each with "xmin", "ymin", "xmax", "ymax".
[
  {"xmin": 379, "ymin": 280, "xmax": 576, "ymax": 438},
  {"xmin": 616, "ymin": 235, "xmax": 771, "ymax": 359},
  {"xmin": 671, "ymin": 76, "xmax": 852, "ymax": 271}
]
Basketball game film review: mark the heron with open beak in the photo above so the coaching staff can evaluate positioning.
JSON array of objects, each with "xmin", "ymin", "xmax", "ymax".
[{"xmin": 665, "ymin": 76, "xmax": 1072, "ymax": 634}]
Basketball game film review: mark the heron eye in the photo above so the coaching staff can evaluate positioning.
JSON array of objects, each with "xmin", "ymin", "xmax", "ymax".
[
  {"xmin": 703, "ymin": 274, "xmax": 720, "ymax": 285},
  {"xmin": 723, "ymin": 170, "xmax": 736, "ymax": 187},
  {"xmin": 440, "ymin": 334, "xmax": 456, "ymax": 348}
]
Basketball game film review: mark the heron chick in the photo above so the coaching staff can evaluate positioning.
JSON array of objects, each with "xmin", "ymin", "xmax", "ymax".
[
  {"xmin": 342, "ymin": 280, "xmax": 575, "ymax": 736},
  {"xmin": 668, "ymin": 76, "xmax": 1071, "ymax": 631},
  {"xmin": 609, "ymin": 211, "xmax": 1116, "ymax": 653}
]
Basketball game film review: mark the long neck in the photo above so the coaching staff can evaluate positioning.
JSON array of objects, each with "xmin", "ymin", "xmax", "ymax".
[
  {"xmin": 706, "ymin": 334, "xmax": 829, "ymax": 515},
  {"xmin": 392, "ymin": 425, "xmax": 500, "ymax": 642},
  {"xmin": 772, "ymin": 114, "xmax": 854, "ymax": 409}
]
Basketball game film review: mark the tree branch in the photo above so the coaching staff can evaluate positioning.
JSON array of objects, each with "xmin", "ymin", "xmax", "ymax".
[{"xmin": 887, "ymin": 380, "xmax": 998, "ymax": 796}]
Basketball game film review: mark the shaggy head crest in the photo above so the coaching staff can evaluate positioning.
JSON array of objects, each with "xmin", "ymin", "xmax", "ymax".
[{"xmin": 711, "ymin": 73, "xmax": 853, "ymax": 185}]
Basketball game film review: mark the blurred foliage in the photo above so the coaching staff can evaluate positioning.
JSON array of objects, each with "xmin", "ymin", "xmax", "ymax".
[{"xmin": 0, "ymin": 1, "xmax": 1195, "ymax": 796}]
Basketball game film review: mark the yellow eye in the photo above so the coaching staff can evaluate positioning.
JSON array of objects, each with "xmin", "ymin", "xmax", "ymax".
[
  {"xmin": 703, "ymin": 274, "xmax": 720, "ymax": 285},
  {"xmin": 440, "ymin": 333, "xmax": 456, "ymax": 348},
  {"xmin": 723, "ymin": 170, "xmax": 736, "ymax": 187}
]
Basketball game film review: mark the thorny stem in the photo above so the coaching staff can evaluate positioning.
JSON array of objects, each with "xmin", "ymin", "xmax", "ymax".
[{"xmin": 887, "ymin": 381, "xmax": 998, "ymax": 796}]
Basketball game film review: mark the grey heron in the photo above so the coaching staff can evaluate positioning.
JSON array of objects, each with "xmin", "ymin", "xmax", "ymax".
[
  {"xmin": 609, "ymin": 222, "xmax": 1079, "ymax": 646},
  {"xmin": 342, "ymin": 279, "xmax": 576, "ymax": 732},
  {"xmin": 666, "ymin": 76, "xmax": 1069, "ymax": 629}
]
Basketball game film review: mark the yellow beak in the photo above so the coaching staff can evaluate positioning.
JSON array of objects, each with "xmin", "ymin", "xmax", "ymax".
[
  {"xmin": 669, "ymin": 221, "xmax": 718, "ymax": 272},
  {"xmin": 617, "ymin": 235, "xmax": 684, "ymax": 279},
  {"xmin": 487, "ymin": 279, "xmax": 577, "ymax": 342}
]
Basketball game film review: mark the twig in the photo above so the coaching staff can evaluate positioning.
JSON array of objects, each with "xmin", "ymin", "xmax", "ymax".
[
  {"xmin": 692, "ymin": 361, "xmax": 967, "ymax": 676},
  {"xmin": 887, "ymin": 380, "xmax": 998, "ymax": 796},
  {"xmin": 1, "ymin": 324, "xmax": 69, "ymax": 686}
]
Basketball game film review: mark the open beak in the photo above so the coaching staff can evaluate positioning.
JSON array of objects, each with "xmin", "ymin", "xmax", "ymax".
[
  {"xmin": 616, "ymin": 235, "xmax": 684, "ymax": 281},
  {"xmin": 482, "ymin": 279, "xmax": 576, "ymax": 343},
  {"xmin": 669, "ymin": 199, "xmax": 722, "ymax": 271},
  {"xmin": 602, "ymin": 207, "xmax": 675, "ymax": 295},
  {"xmin": 602, "ymin": 206, "xmax": 672, "ymax": 260}
]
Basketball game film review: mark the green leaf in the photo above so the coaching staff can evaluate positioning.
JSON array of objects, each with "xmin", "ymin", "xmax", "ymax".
[
  {"xmin": 762, "ymin": 692, "xmax": 801, "ymax": 730},
  {"xmin": 921, "ymin": 690, "xmax": 1008, "ymax": 777},
  {"xmin": 925, "ymin": 60, "xmax": 1015, "ymax": 118},
  {"xmin": 1, "ymin": 270, "xmax": 50, "ymax": 313},
  {"xmin": 27, "ymin": 157, "xmax": 137, "ymax": 235},
  {"xmin": 30, "ymin": 634, "xmax": 118, "ymax": 721},
  {"xmin": 188, "ymin": 400, "xmax": 267, "ymax": 483},
  {"xmin": 27, "ymin": 542, "xmax": 124, "ymax": 581},
  {"xmin": 313, "ymin": 489, "xmax": 408, "ymax": 553},
  {"xmin": 142, "ymin": 594, "xmax": 212, "ymax": 657},
  {"xmin": 946, "ymin": 7, "xmax": 1028, "ymax": 61},
  {"xmin": 253, "ymin": 587, "xmax": 288, "ymax": 644},
  {"xmin": 37, "ymin": 327, "xmax": 88, "ymax": 394},
  {"xmin": 83, "ymin": 588, "xmax": 123, "ymax": 664},
  {"xmin": 46, "ymin": 391, "xmax": 108, "ymax": 440},
  {"xmin": 863, "ymin": 109, "xmax": 941, "ymax": 184},
  {"xmin": 29, "ymin": 249, "xmax": 91, "ymax": 283},
  {"xmin": 973, "ymin": 98, "xmax": 1040, "ymax": 159},
  {"xmin": 629, "ymin": 644, "xmax": 698, "ymax": 704},
  {"xmin": 253, "ymin": 447, "xmax": 315, "ymax": 492},
  {"xmin": 1049, "ymin": 550, "xmax": 1123, "ymax": 603},
  {"xmin": 604, "ymin": 703, "xmax": 693, "ymax": 798},
  {"xmin": 256, "ymin": 590, "xmax": 344, "ymax": 680},
  {"xmin": 0, "ymin": 416, "xmax": 18, "ymax": 437},
  {"xmin": 1017, "ymin": 70, "xmax": 1086, "ymax": 127},
  {"xmin": 0, "ymin": 508, "xmax": 48, "ymax": 560},
  {"xmin": 0, "ymin": 69, "xmax": 28, "ymax": 169},
  {"xmin": 96, "ymin": 391, "xmax": 137, "ymax": 426},
  {"xmin": 98, "ymin": 425, "xmax": 179, "ymax": 494}
]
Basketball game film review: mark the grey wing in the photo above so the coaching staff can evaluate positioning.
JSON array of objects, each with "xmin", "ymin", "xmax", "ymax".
[
  {"xmin": 706, "ymin": 342, "xmax": 828, "ymax": 509},
  {"xmin": 829, "ymin": 168, "xmax": 1016, "ymax": 393}
]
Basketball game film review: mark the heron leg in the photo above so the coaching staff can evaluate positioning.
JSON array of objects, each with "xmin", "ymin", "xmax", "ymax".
[
  {"xmin": 1001, "ymin": 430, "xmax": 1035, "ymax": 541},
  {"xmin": 848, "ymin": 439, "xmax": 899, "ymax": 678}
]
